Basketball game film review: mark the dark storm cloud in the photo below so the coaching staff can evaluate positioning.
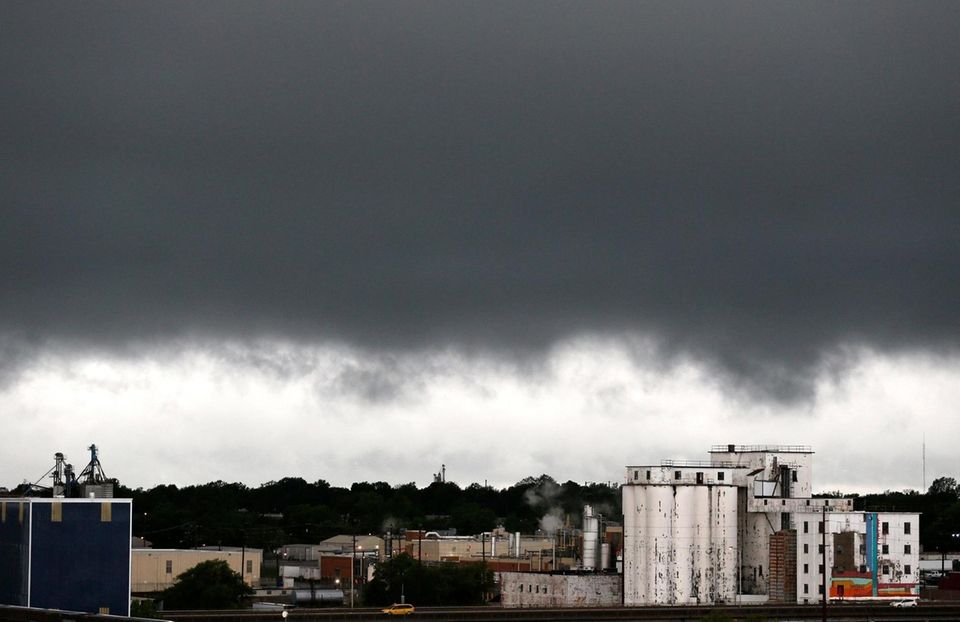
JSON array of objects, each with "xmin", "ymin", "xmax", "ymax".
[{"xmin": 2, "ymin": 1, "xmax": 959, "ymax": 398}]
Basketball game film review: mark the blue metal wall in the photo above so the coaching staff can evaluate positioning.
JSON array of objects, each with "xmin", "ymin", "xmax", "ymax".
[
  {"xmin": 0, "ymin": 501, "xmax": 30, "ymax": 606},
  {"xmin": 29, "ymin": 501, "xmax": 131, "ymax": 616},
  {"xmin": 865, "ymin": 512, "xmax": 878, "ymax": 597}
]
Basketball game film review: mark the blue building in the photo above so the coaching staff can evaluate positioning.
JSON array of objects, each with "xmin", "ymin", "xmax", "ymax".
[{"xmin": 0, "ymin": 498, "xmax": 131, "ymax": 615}]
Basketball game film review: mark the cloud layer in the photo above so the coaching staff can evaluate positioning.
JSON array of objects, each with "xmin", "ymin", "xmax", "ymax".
[
  {"xmin": 2, "ymin": 2, "xmax": 959, "ymax": 402},
  {"xmin": 3, "ymin": 340, "xmax": 956, "ymax": 491}
]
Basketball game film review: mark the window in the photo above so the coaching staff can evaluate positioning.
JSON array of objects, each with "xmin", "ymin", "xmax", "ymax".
[
  {"xmin": 803, "ymin": 563, "xmax": 809, "ymax": 574},
  {"xmin": 696, "ymin": 472, "xmax": 704, "ymax": 484},
  {"xmin": 806, "ymin": 499, "xmax": 811, "ymax": 506},
  {"xmin": 246, "ymin": 560, "xmax": 253, "ymax": 574},
  {"xmin": 718, "ymin": 472, "xmax": 725, "ymax": 481},
  {"xmin": 792, "ymin": 471, "xmax": 798, "ymax": 482},
  {"xmin": 818, "ymin": 564, "xmax": 824, "ymax": 575},
  {"xmin": 803, "ymin": 521, "xmax": 809, "ymax": 534},
  {"xmin": 818, "ymin": 585, "xmax": 824, "ymax": 595},
  {"xmin": 882, "ymin": 565, "xmax": 890, "ymax": 575},
  {"xmin": 675, "ymin": 471, "xmax": 681, "ymax": 480},
  {"xmin": 759, "ymin": 564, "xmax": 763, "ymax": 577},
  {"xmin": 904, "ymin": 522, "xmax": 911, "ymax": 535},
  {"xmin": 803, "ymin": 584, "xmax": 809, "ymax": 594},
  {"xmin": 535, "ymin": 585, "xmax": 539, "ymax": 593},
  {"xmin": 818, "ymin": 544, "xmax": 824, "ymax": 554},
  {"xmin": 818, "ymin": 521, "xmax": 824, "ymax": 534},
  {"xmin": 882, "ymin": 522, "xmax": 889, "ymax": 535},
  {"xmin": 803, "ymin": 544, "xmax": 809, "ymax": 554},
  {"xmin": 905, "ymin": 565, "xmax": 912, "ymax": 575},
  {"xmin": 646, "ymin": 470, "xmax": 651, "ymax": 480},
  {"xmin": 882, "ymin": 544, "xmax": 889, "ymax": 554},
  {"xmin": 165, "ymin": 560, "xmax": 173, "ymax": 574},
  {"xmin": 634, "ymin": 470, "xmax": 639, "ymax": 480},
  {"xmin": 518, "ymin": 585, "xmax": 523, "ymax": 593},
  {"xmin": 905, "ymin": 544, "xmax": 911, "ymax": 554}
]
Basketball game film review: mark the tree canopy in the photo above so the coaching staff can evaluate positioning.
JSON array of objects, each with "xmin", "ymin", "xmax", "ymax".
[
  {"xmin": 364, "ymin": 553, "xmax": 494, "ymax": 606},
  {"xmin": 120, "ymin": 476, "xmax": 621, "ymax": 551},
  {"xmin": 161, "ymin": 559, "xmax": 253, "ymax": 610}
]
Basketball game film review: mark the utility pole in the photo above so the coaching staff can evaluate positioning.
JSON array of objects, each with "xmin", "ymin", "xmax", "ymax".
[
  {"xmin": 821, "ymin": 505, "xmax": 827, "ymax": 622},
  {"xmin": 351, "ymin": 532, "xmax": 356, "ymax": 608},
  {"xmin": 480, "ymin": 532, "xmax": 486, "ymax": 603}
]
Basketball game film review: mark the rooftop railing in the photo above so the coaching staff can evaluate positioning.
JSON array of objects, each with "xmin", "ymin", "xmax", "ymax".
[{"xmin": 709, "ymin": 444, "xmax": 813, "ymax": 453}]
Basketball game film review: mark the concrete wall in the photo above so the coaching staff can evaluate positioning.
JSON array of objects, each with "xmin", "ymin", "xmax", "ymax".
[
  {"xmin": 709, "ymin": 447, "xmax": 814, "ymax": 498},
  {"xmin": 498, "ymin": 572, "xmax": 620, "ymax": 608},
  {"xmin": 132, "ymin": 548, "xmax": 262, "ymax": 592}
]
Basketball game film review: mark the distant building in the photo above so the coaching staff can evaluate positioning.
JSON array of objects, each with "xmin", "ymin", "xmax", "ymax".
[
  {"xmin": 622, "ymin": 444, "xmax": 919, "ymax": 605},
  {"xmin": 405, "ymin": 530, "xmax": 556, "ymax": 565},
  {"xmin": 0, "ymin": 498, "xmax": 131, "ymax": 615},
  {"xmin": 314, "ymin": 534, "xmax": 384, "ymax": 556},
  {"xmin": 131, "ymin": 546, "xmax": 262, "ymax": 592}
]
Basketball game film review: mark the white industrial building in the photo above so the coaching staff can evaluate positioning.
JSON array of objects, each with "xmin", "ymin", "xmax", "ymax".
[
  {"xmin": 498, "ymin": 571, "xmax": 621, "ymax": 608},
  {"xmin": 622, "ymin": 444, "xmax": 919, "ymax": 606},
  {"xmin": 795, "ymin": 511, "xmax": 919, "ymax": 603}
]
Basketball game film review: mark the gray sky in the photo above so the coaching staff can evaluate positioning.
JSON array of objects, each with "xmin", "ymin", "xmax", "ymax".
[{"xmin": 2, "ymin": 2, "xmax": 959, "ymax": 492}]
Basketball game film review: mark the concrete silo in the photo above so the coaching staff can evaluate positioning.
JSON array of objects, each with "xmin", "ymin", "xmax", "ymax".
[{"xmin": 623, "ymin": 465, "xmax": 738, "ymax": 605}]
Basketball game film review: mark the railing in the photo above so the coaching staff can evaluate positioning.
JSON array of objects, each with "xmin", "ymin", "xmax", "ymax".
[{"xmin": 709, "ymin": 444, "xmax": 813, "ymax": 453}]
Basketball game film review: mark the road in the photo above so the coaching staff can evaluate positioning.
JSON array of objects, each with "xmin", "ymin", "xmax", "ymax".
[{"xmin": 163, "ymin": 603, "xmax": 960, "ymax": 622}]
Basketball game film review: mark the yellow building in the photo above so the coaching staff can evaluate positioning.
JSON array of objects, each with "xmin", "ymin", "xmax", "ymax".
[{"xmin": 132, "ymin": 547, "xmax": 262, "ymax": 593}]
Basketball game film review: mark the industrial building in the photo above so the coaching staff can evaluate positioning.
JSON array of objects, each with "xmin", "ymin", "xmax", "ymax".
[
  {"xmin": 131, "ymin": 546, "xmax": 262, "ymax": 592},
  {"xmin": 796, "ymin": 510, "xmax": 919, "ymax": 603},
  {"xmin": 0, "ymin": 497, "xmax": 132, "ymax": 615},
  {"xmin": 622, "ymin": 444, "xmax": 919, "ymax": 606},
  {"xmin": 498, "ymin": 571, "xmax": 621, "ymax": 608}
]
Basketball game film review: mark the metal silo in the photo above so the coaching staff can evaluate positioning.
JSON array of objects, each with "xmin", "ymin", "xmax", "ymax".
[{"xmin": 582, "ymin": 504, "xmax": 600, "ymax": 571}]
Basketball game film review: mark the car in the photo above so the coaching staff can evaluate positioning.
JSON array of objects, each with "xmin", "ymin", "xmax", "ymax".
[
  {"xmin": 382, "ymin": 604, "xmax": 415, "ymax": 616},
  {"xmin": 890, "ymin": 598, "xmax": 918, "ymax": 607}
]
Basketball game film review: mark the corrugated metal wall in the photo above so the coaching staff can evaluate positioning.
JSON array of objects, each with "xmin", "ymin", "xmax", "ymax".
[
  {"xmin": 0, "ymin": 501, "xmax": 30, "ymax": 606},
  {"xmin": 29, "ymin": 501, "xmax": 131, "ymax": 615}
]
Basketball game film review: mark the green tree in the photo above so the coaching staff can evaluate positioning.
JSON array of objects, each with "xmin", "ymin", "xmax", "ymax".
[
  {"xmin": 365, "ymin": 554, "xmax": 494, "ymax": 606},
  {"xmin": 929, "ymin": 477, "xmax": 959, "ymax": 498},
  {"xmin": 161, "ymin": 560, "xmax": 252, "ymax": 610}
]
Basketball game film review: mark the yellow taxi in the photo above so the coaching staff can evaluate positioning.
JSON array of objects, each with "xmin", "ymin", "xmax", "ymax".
[{"xmin": 382, "ymin": 603, "xmax": 415, "ymax": 616}]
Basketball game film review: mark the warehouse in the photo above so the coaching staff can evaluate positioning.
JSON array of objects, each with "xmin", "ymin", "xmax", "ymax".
[{"xmin": 0, "ymin": 497, "xmax": 131, "ymax": 615}]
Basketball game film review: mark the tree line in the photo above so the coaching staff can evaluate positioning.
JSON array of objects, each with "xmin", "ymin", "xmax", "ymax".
[
  {"xmin": 116, "ymin": 475, "xmax": 620, "ymax": 551},
  {"xmin": 23, "ymin": 473, "xmax": 954, "ymax": 554}
]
